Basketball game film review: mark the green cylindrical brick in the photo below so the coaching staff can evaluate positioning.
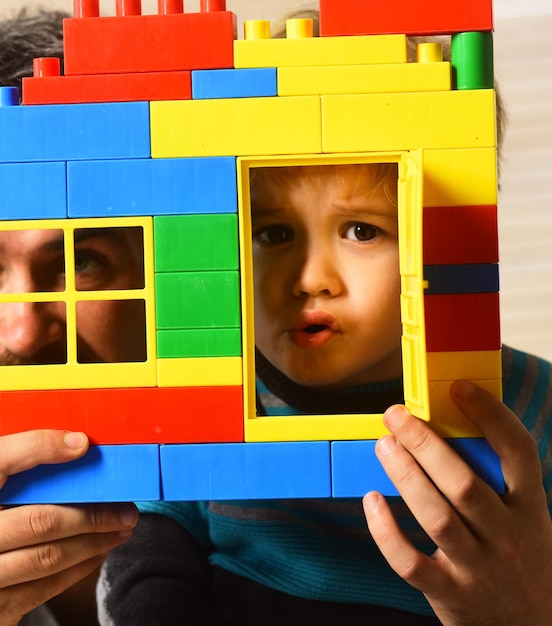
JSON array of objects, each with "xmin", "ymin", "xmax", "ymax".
[{"xmin": 451, "ymin": 31, "xmax": 494, "ymax": 90}]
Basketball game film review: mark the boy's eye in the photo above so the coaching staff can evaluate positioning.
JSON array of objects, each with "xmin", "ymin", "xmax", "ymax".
[
  {"xmin": 343, "ymin": 223, "xmax": 379, "ymax": 242},
  {"xmin": 254, "ymin": 224, "xmax": 294, "ymax": 245}
]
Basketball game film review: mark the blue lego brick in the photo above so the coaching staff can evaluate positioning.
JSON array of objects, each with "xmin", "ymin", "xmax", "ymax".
[
  {"xmin": 192, "ymin": 68, "xmax": 278, "ymax": 100},
  {"xmin": 67, "ymin": 156, "xmax": 237, "ymax": 217},
  {"xmin": 0, "ymin": 444, "xmax": 160, "ymax": 504},
  {"xmin": 331, "ymin": 440, "xmax": 399, "ymax": 497},
  {"xmin": 447, "ymin": 438, "xmax": 504, "ymax": 493},
  {"xmin": 331, "ymin": 438, "xmax": 504, "ymax": 497},
  {"xmin": 161, "ymin": 441, "xmax": 331, "ymax": 500},
  {"xmin": 424, "ymin": 263, "xmax": 499, "ymax": 295},
  {"xmin": 0, "ymin": 101, "xmax": 150, "ymax": 163},
  {"xmin": 0, "ymin": 161, "xmax": 67, "ymax": 220}
]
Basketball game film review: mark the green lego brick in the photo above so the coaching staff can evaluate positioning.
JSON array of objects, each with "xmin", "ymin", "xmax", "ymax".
[
  {"xmin": 157, "ymin": 328, "xmax": 242, "ymax": 358},
  {"xmin": 155, "ymin": 271, "xmax": 240, "ymax": 329},
  {"xmin": 154, "ymin": 214, "xmax": 239, "ymax": 272}
]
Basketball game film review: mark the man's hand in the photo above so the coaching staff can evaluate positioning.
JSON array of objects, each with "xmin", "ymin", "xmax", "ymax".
[
  {"xmin": 0, "ymin": 430, "xmax": 138, "ymax": 626},
  {"xmin": 363, "ymin": 381, "xmax": 552, "ymax": 625}
]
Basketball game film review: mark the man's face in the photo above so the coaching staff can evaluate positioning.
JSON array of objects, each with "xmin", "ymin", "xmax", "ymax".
[
  {"xmin": 251, "ymin": 164, "xmax": 402, "ymax": 391},
  {"xmin": 0, "ymin": 227, "xmax": 146, "ymax": 365}
]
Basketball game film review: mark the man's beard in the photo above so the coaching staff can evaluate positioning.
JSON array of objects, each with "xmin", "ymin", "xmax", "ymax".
[{"xmin": 0, "ymin": 339, "xmax": 104, "ymax": 365}]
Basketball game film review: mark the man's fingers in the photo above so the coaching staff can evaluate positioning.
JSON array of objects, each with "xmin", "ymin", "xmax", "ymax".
[
  {"xmin": 0, "ymin": 529, "xmax": 132, "ymax": 588},
  {"xmin": 450, "ymin": 381, "xmax": 543, "ymax": 497},
  {"xmin": 0, "ymin": 503, "xmax": 138, "ymax": 552},
  {"xmin": 363, "ymin": 491, "xmax": 446, "ymax": 593},
  {"xmin": 2, "ymin": 554, "xmax": 106, "ymax": 625},
  {"xmin": 0, "ymin": 430, "xmax": 89, "ymax": 487}
]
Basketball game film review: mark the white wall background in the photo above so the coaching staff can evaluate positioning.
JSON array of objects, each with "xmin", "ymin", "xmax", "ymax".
[{"xmin": 2, "ymin": 0, "xmax": 551, "ymax": 361}]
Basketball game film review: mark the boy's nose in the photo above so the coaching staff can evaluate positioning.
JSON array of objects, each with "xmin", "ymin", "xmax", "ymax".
[
  {"xmin": 292, "ymin": 249, "xmax": 342, "ymax": 298},
  {"xmin": 0, "ymin": 301, "xmax": 66, "ymax": 362}
]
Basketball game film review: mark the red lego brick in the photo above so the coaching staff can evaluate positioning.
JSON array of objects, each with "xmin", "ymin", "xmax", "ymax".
[
  {"xmin": 0, "ymin": 386, "xmax": 243, "ymax": 445},
  {"xmin": 424, "ymin": 293, "xmax": 500, "ymax": 352},
  {"xmin": 319, "ymin": 0, "xmax": 493, "ymax": 36},
  {"xmin": 423, "ymin": 205, "xmax": 498, "ymax": 265},
  {"xmin": 22, "ymin": 71, "xmax": 192, "ymax": 105},
  {"xmin": 63, "ymin": 11, "xmax": 237, "ymax": 75}
]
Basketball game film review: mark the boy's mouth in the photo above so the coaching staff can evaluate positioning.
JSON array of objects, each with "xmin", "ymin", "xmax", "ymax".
[{"xmin": 288, "ymin": 312, "xmax": 340, "ymax": 348}]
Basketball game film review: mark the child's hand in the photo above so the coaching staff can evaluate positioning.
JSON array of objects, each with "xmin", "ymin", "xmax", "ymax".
[
  {"xmin": 0, "ymin": 430, "xmax": 138, "ymax": 626},
  {"xmin": 363, "ymin": 381, "xmax": 552, "ymax": 625}
]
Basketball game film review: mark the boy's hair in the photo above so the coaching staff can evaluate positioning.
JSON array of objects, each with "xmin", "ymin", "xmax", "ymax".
[
  {"xmin": 251, "ymin": 163, "xmax": 399, "ymax": 208},
  {"xmin": 0, "ymin": 9, "xmax": 68, "ymax": 91},
  {"xmin": 273, "ymin": 7, "xmax": 507, "ymax": 174}
]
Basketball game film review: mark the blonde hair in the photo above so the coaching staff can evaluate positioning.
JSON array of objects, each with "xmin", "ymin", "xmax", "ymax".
[{"xmin": 250, "ymin": 162, "xmax": 399, "ymax": 207}]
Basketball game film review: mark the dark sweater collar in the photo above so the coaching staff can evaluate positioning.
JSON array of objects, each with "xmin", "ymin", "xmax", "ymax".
[{"xmin": 255, "ymin": 349, "xmax": 404, "ymax": 415}]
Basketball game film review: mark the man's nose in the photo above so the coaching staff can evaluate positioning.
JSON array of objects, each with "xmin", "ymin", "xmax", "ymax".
[{"xmin": 0, "ymin": 301, "xmax": 66, "ymax": 359}]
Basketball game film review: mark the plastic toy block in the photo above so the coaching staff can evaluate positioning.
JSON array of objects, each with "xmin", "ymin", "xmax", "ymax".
[
  {"xmin": 0, "ymin": 162, "xmax": 66, "ymax": 220},
  {"xmin": 157, "ymin": 328, "xmax": 241, "ymax": 358},
  {"xmin": 331, "ymin": 441, "xmax": 399, "ymax": 497},
  {"xmin": 424, "ymin": 293, "xmax": 501, "ymax": 352},
  {"xmin": 0, "ymin": 444, "xmax": 160, "ymax": 504},
  {"xmin": 319, "ymin": 0, "xmax": 493, "ymax": 36},
  {"xmin": 155, "ymin": 271, "xmax": 240, "ymax": 329},
  {"xmin": 331, "ymin": 438, "xmax": 503, "ymax": 498},
  {"xmin": 192, "ymin": 68, "xmax": 277, "ymax": 100},
  {"xmin": 0, "ymin": 385, "xmax": 244, "ymax": 444},
  {"xmin": 423, "ymin": 205, "xmax": 498, "ymax": 265},
  {"xmin": 67, "ymin": 157, "xmax": 237, "ymax": 217},
  {"xmin": 423, "ymin": 264, "xmax": 499, "ymax": 295},
  {"xmin": 234, "ymin": 33, "xmax": 407, "ymax": 69},
  {"xmin": 63, "ymin": 11, "xmax": 237, "ymax": 75},
  {"xmin": 0, "ymin": 86, "xmax": 19, "ymax": 106},
  {"xmin": 322, "ymin": 90, "xmax": 496, "ymax": 153},
  {"xmin": 0, "ymin": 216, "xmax": 157, "ymax": 391},
  {"xmin": 161, "ymin": 441, "xmax": 331, "ymax": 500},
  {"xmin": 154, "ymin": 214, "xmax": 238, "ymax": 271},
  {"xmin": 427, "ymin": 350, "xmax": 502, "ymax": 382},
  {"xmin": 157, "ymin": 357, "xmax": 242, "ymax": 387},
  {"xmin": 22, "ymin": 70, "xmax": 192, "ymax": 105},
  {"xmin": 150, "ymin": 96, "xmax": 321, "ymax": 158},
  {"xmin": 278, "ymin": 62, "xmax": 451, "ymax": 97},
  {"xmin": 244, "ymin": 413, "xmax": 389, "ymax": 443},
  {"xmin": 423, "ymin": 149, "xmax": 497, "ymax": 208},
  {"xmin": 452, "ymin": 32, "xmax": 494, "ymax": 90},
  {"xmin": 429, "ymin": 379, "xmax": 503, "ymax": 438},
  {"xmin": 0, "ymin": 102, "xmax": 150, "ymax": 163}
]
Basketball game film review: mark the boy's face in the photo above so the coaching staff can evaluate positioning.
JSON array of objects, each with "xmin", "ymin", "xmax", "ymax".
[
  {"xmin": 251, "ymin": 164, "xmax": 402, "ymax": 391},
  {"xmin": 0, "ymin": 227, "xmax": 146, "ymax": 365}
]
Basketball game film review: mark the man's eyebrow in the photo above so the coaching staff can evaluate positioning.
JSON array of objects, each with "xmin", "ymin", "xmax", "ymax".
[{"xmin": 74, "ymin": 228, "xmax": 129, "ymax": 246}]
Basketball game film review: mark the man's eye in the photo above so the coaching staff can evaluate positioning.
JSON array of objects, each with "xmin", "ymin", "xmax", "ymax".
[
  {"xmin": 74, "ymin": 252, "xmax": 95, "ymax": 273},
  {"xmin": 254, "ymin": 225, "xmax": 294, "ymax": 245},
  {"xmin": 343, "ymin": 223, "xmax": 379, "ymax": 242}
]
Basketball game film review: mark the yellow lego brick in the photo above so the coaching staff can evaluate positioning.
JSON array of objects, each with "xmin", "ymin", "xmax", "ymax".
[
  {"xmin": 322, "ymin": 89, "xmax": 496, "ymax": 153},
  {"xmin": 0, "ymin": 217, "xmax": 157, "ymax": 391},
  {"xmin": 278, "ymin": 62, "xmax": 451, "ymax": 96},
  {"xmin": 157, "ymin": 357, "xmax": 243, "ymax": 387},
  {"xmin": 429, "ymin": 378, "xmax": 503, "ymax": 438},
  {"xmin": 244, "ymin": 413, "xmax": 388, "ymax": 443},
  {"xmin": 234, "ymin": 34, "xmax": 407, "ymax": 69},
  {"xmin": 237, "ymin": 151, "xmax": 429, "ymax": 442},
  {"xmin": 427, "ymin": 350, "xmax": 502, "ymax": 382},
  {"xmin": 150, "ymin": 96, "xmax": 321, "ymax": 158},
  {"xmin": 423, "ymin": 148, "xmax": 497, "ymax": 207}
]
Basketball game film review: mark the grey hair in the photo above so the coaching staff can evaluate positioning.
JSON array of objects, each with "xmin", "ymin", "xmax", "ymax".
[{"xmin": 0, "ymin": 8, "xmax": 67, "ymax": 91}]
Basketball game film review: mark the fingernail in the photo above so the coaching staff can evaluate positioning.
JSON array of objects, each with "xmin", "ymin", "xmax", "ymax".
[
  {"xmin": 363, "ymin": 491, "xmax": 381, "ymax": 512},
  {"xmin": 63, "ymin": 431, "xmax": 87, "ymax": 450},
  {"xmin": 376, "ymin": 435, "xmax": 398, "ymax": 456},
  {"xmin": 119, "ymin": 505, "xmax": 138, "ymax": 528},
  {"xmin": 384, "ymin": 405, "xmax": 408, "ymax": 429},
  {"xmin": 453, "ymin": 380, "xmax": 476, "ymax": 398}
]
